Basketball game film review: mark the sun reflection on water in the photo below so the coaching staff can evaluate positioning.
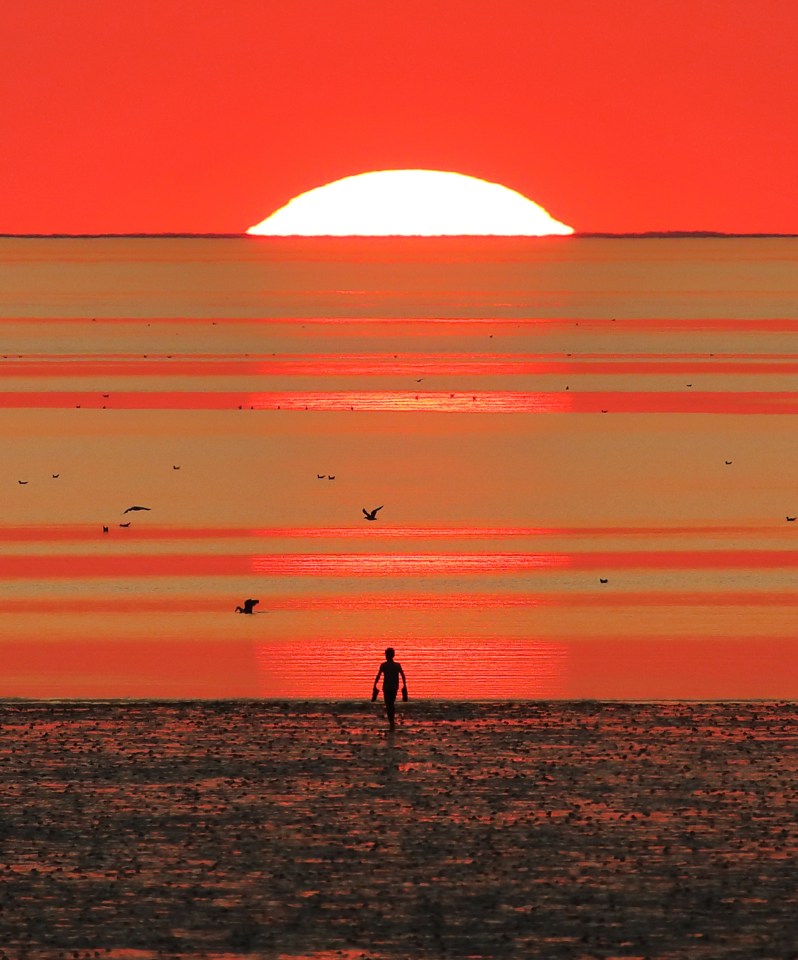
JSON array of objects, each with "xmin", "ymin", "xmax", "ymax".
[{"xmin": 254, "ymin": 635, "xmax": 567, "ymax": 699}]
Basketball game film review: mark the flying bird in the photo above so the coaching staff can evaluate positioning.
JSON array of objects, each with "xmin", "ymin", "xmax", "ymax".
[
  {"xmin": 363, "ymin": 506, "xmax": 384, "ymax": 521},
  {"xmin": 235, "ymin": 598, "xmax": 259, "ymax": 614},
  {"xmin": 123, "ymin": 506, "xmax": 151, "ymax": 513}
]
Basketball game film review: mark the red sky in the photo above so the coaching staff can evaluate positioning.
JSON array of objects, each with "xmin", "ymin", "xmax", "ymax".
[{"xmin": 2, "ymin": 0, "xmax": 796, "ymax": 234}]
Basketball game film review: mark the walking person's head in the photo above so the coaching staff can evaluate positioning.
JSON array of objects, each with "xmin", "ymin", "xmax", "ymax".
[{"xmin": 385, "ymin": 647, "xmax": 395, "ymax": 660}]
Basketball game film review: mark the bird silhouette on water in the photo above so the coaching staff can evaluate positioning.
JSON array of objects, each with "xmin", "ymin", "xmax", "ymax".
[
  {"xmin": 363, "ymin": 506, "xmax": 383, "ymax": 521},
  {"xmin": 123, "ymin": 505, "xmax": 151, "ymax": 513},
  {"xmin": 235, "ymin": 599, "xmax": 259, "ymax": 614},
  {"xmin": 787, "ymin": 516, "xmax": 796, "ymax": 522}
]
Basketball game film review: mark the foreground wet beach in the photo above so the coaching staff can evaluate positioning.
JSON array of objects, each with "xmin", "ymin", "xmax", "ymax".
[{"xmin": 2, "ymin": 700, "xmax": 796, "ymax": 959}]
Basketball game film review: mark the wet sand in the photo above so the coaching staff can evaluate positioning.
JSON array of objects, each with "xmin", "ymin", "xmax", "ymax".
[{"xmin": 2, "ymin": 701, "xmax": 797, "ymax": 959}]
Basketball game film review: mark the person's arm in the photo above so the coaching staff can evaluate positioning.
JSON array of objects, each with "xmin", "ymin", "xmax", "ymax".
[
  {"xmin": 374, "ymin": 664, "xmax": 384, "ymax": 687},
  {"xmin": 399, "ymin": 664, "xmax": 407, "ymax": 688}
]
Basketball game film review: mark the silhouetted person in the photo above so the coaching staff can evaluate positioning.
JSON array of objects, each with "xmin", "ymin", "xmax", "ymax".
[
  {"xmin": 372, "ymin": 647, "xmax": 407, "ymax": 730},
  {"xmin": 235, "ymin": 598, "xmax": 259, "ymax": 614}
]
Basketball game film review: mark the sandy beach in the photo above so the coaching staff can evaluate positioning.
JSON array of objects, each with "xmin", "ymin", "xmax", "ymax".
[{"xmin": 2, "ymin": 700, "xmax": 796, "ymax": 959}]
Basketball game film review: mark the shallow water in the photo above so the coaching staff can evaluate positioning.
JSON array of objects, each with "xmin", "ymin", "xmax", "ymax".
[
  {"xmin": 1, "ymin": 700, "xmax": 797, "ymax": 959},
  {"xmin": 1, "ymin": 237, "xmax": 798, "ymax": 698}
]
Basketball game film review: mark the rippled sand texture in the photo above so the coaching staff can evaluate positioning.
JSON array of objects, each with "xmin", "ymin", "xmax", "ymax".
[{"xmin": 2, "ymin": 701, "xmax": 797, "ymax": 959}]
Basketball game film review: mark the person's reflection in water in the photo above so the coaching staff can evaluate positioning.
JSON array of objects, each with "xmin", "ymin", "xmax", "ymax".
[{"xmin": 372, "ymin": 647, "xmax": 407, "ymax": 731}]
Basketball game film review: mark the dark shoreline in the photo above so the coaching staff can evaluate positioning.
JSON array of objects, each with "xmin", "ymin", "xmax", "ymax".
[{"xmin": 2, "ymin": 696, "xmax": 796, "ymax": 706}]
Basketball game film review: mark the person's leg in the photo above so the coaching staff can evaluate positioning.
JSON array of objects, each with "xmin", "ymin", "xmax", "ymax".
[{"xmin": 384, "ymin": 688, "xmax": 397, "ymax": 727}]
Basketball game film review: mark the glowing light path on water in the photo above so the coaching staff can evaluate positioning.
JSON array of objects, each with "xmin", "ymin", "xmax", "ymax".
[{"xmin": 4, "ymin": 391, "xmax": 798, "ymax": 413}]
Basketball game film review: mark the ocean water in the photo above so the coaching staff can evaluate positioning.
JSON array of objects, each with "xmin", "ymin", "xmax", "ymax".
[{"xmin": 1, "ymin": 236, "xmax": 798, "ymax": 699}]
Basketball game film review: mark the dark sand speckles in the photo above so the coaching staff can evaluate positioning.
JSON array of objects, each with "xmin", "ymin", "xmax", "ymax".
[{"xmin": 1, "ymin": 700, "xmax": 797, "ymax": 959}]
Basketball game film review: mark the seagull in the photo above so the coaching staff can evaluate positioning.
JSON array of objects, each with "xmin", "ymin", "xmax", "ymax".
[
  {"xmin": 328, "ymin": 475, "xmax": 335, "ymax": 480},
  {"xmin": 725, "ymin": 460, "xmax": 733, "ymax": 465},
  {"xmin": 787, "ymin": 517, "xmax": 796, "ymax": 522},
  {"xmin": 119, "ymin": 522, "xmax": 131, "ymax": 528},
  {"xmin": 235, "ymin": 598, "xmax": 259, "ymax": 614},
  {"xmin": 52, "ymin": 473, "xmax": 60, "ymax": 478},
  {"xmin": 102, "ymin": 525, "xmax": 109, "ymax": 533},
  {"xmin": 599, "ymin": 578, "xmax": 608, "ymax": 584},
  {"xmin": 172, "ymin": 465, "xmax": 180, "ymax": 470},
  {"xmin": 17, "ymin": 480, "xmax": 28, "ymax": 485},
  {"xmin": 363, "ymin": 506, "xmax": 383, "ymax": 521},
  {"xmin": 317, "ymin": 474, "xmax": 325, "ymax": 479},
  {"xmin": 123, "ymin": 506, "xmax": 151, "ymax": 513}
]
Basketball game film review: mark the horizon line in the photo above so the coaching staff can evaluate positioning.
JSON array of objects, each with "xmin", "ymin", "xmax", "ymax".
[{"xmin": 0, "ymin": 231, "xmax": 797, "ymax": 240}]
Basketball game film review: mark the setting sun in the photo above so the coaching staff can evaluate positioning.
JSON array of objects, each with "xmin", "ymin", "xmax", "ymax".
[{"xmin": 246, "ymin": 170, "xmax": 574, "ymax": 236}]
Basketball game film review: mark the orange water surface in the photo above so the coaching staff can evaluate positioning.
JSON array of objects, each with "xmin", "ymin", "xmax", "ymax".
[{"xmin": 2, "ymin": 237, "xmax": 798, "ymax": 699}]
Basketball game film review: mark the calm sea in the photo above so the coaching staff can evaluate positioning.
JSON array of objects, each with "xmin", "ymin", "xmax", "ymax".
[{"xmin": 1, "ymin": 236, "xmax": 797, "ymax": 699}]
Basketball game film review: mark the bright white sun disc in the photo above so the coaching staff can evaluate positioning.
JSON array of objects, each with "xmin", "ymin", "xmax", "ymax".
[{"xmin": 246, "ymin": 170, "xmax": 573, "ymax": 236}]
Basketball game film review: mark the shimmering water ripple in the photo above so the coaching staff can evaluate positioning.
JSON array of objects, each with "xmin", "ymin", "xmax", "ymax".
[{"xmin": 2, "ymin": 238, "xmax": 798, "ymax": 698}]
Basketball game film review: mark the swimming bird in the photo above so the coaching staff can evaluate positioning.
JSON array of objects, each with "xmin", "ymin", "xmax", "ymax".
[
  {"xmin": 235, "ymin": 598, "xmax": 259, "ymax": 614},
  {"xmin": 363, "ymin": 506, "xmax": 383, "ymax": 521},
  {"xmin": 123, "ymin": 506, "xmax": 151, "ymax": 513},
  {"xmin": 599, "ymin": 578, "xmax": 608, "ymax": 584},
  {"xmin": 787, "ymin": 517, "xmax": 796, "ymax": 522},
  {"xmin": 52, "ymin": 473, "xmax": 59, "ymax": 478},
  {"xmin": 102, "ymin": 525, "xmax": 109, "ymax": 533},
  {"xmin": 17, "ymin": 480, "xmax": 28, "ymax": 485},
  {"xmin": 119, "ymin": 522, "xmax": 131, "ymax": 528},
  {"xmin": 725, "ymin": 460, "xmax": 733, "ymax": 465},
  {"xmin": 328, "ymin": 475, "xmax": 335, "ymax": 480},
  {"xmin": 317, "ymin": 474, "xmax": 325, "ymax": 479},
  {"xmin": 172, "ymin": 465, "xmax": 180, "ymax": 470}
]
